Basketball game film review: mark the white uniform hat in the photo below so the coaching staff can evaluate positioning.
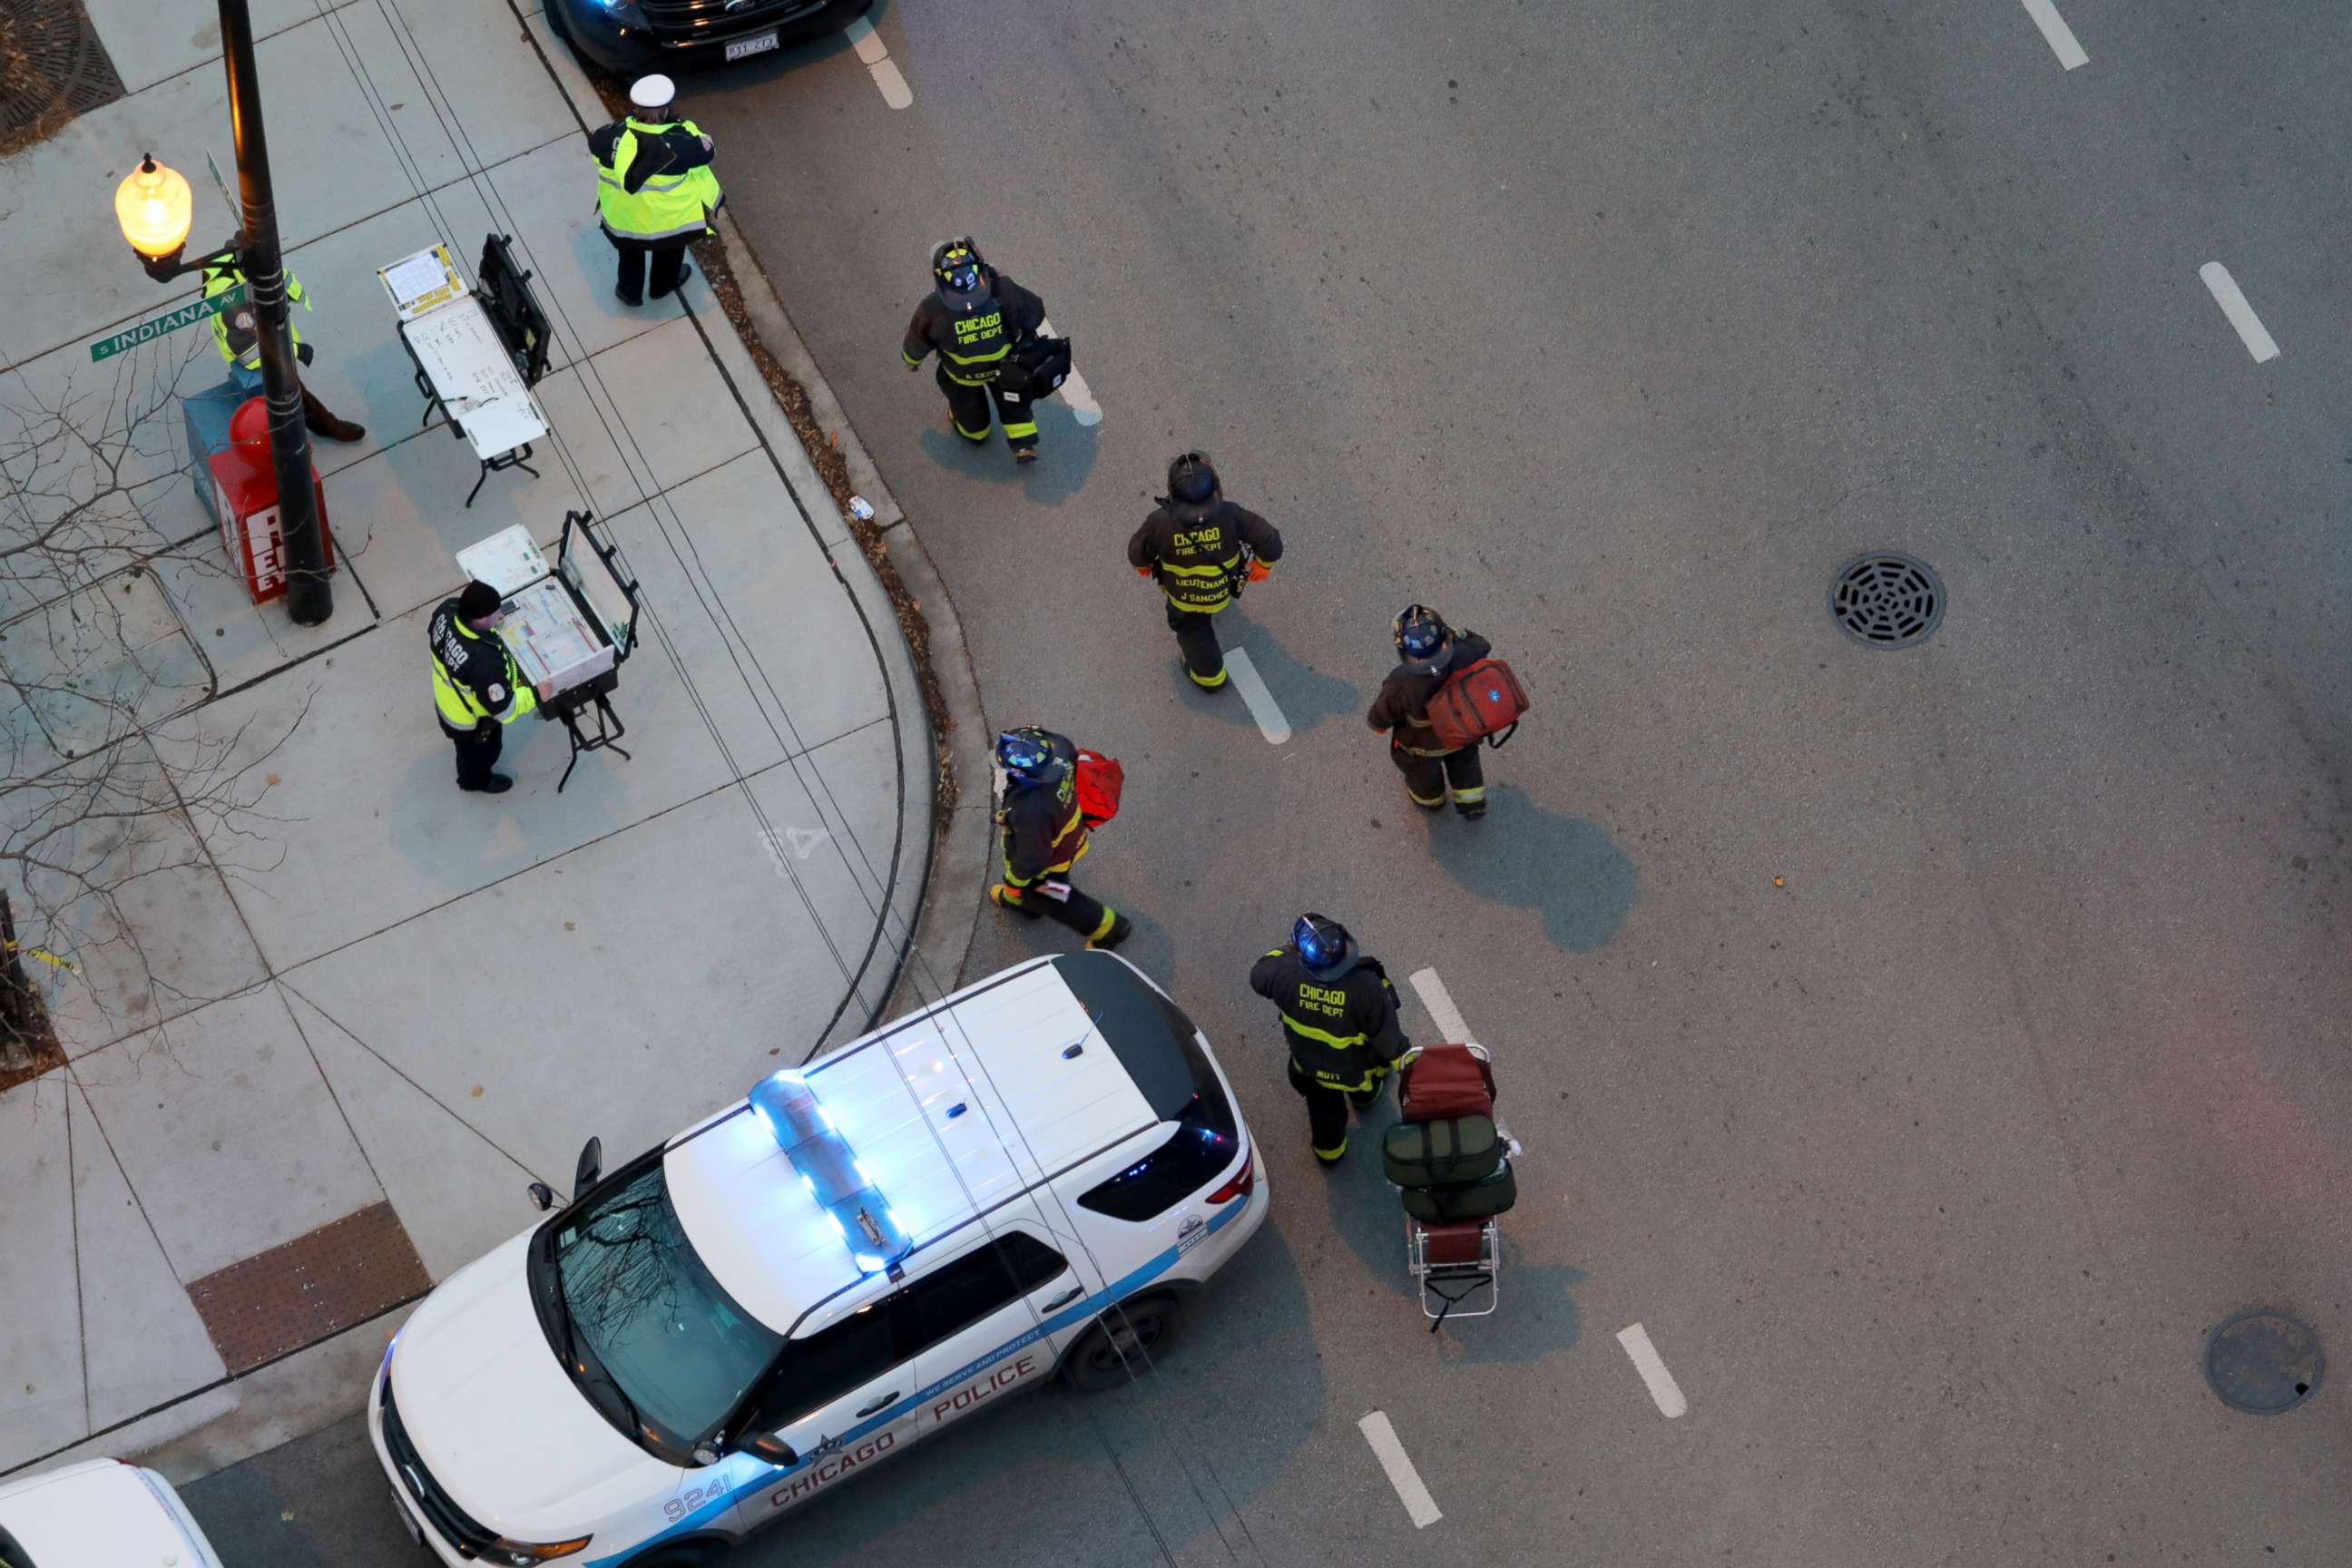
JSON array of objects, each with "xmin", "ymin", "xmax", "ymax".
[{"xmin": 629, "ymin": 74, "xmax": 676, "ymax": 112}]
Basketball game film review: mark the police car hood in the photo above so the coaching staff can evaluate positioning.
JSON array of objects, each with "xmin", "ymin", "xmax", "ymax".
[{"xmin": 390, "ymin": 1230, "xmax": 676, "ymax": 1536}]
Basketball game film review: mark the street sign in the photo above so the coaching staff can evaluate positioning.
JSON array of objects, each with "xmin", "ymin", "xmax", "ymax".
[
  {"xmin": 205, "ymin": 148, "xmax": 239, "ymax": 220},
  {"xmin": 87, "ymin": 285, "xmax": 243, "ymax": 363}
]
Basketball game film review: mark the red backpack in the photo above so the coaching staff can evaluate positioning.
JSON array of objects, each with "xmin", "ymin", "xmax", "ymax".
[
  {"xmin": 1074, "ymin": 750, "xmax": 1123, "ymax": 827},
  {"xmin": 1423, "ymin": 657, "xmax": 1530, "ymax": 750}
]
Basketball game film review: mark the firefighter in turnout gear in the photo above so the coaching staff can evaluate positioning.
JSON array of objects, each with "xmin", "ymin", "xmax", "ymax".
[
  {"xmin": 198, "ymin": 255, "xmax": 366, "ymax": 441},
  {"xmin": 1367, "ymin": 603, "xmax": 1493, "ymax": 819},
  {"xmin": 1127, "ymin": 451, "xmax": 1283, "ymax": 691},
  {"xmin": 990, "ymin": 729, "xmax": 1132, "ymax": 949},
  {"xmin": 590, "ymin": 74, "xmax": 722, "ymax": 307},
  {"xmin": 1249, "ymin": 915, "xmax": 1410, "ymax": 1164},
  {"xmin": 902, "ymin": 239, "xmax": 1046, "ymax": 463},
  {"xmin": 429, "ymin": 581, "xmax": 552, "ymax": 794}
]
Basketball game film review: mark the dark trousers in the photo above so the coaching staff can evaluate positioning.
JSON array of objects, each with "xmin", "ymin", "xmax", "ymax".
[
  {"xmin": 1391, "ymin": 742, "xmax": 1486, "ymax": 815},
  {"xmin": 445, "ymin": 720, "xmax": 502, "ymax": 789},
  {"xmin": 997, "ymin": 878, "xmax": 1119, "ymax": 944},
  {"xmin": 1165, "ymin": 601, "xmax": 1227, "ymax": 688},
  {"xmin": 1288, "ymin": 1061, "xmax": 1387, "ymax": 1161},
  {"xmin": 612, "ymin": 238, "xmax": 692, "ymax": 305},
  {"xmin": 937, "ymin": 367, "xmax": 1039, "ymax": 450}
]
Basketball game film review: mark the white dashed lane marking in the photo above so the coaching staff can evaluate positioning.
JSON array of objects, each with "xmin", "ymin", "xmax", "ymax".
[
  {"xmin": 1222, "ymin": 648, "xmax": 1290, "ymax": 744},
  {"xmin": 2019, "ymin": 0, "xmax": 2088, "ymax": 70},
  {"xmin": 1617, "ymin": 1323, "xmax": 1689, "ymax": 1418},
  {"xmin": 1037, "ymin": 317, "xmax": 1102, "ymax": 426},
  {"xmin": 1357, "ymin": 1412, "xmax": 1444, "ymax": 1528},
  {"xmin": 2199, "ymin": 262, "xmax": 2280, "ymax": 363},
  {"xmin": 844, "ymin": 16, "xmax": 914, "ymax": 109},
  {"xmin": 1408, "ymin": 967, "xmax": 1472, "ymax": 1044}
]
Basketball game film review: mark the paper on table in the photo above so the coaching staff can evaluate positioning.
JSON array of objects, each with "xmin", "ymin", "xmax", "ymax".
[
  {"xmin": 380, "ymin": 245, "xmax": 466, "ymax": 319},
  {"xmin": 403, "ymin": 298, "xmax": 548, "ymax": 461},
  {"xmin": 499, "ymin": 576, "xmax": 612, "ymax": 692},
  {"xmin": 456, "ymin": 524, "xmax": 549, "ymax": 595}
]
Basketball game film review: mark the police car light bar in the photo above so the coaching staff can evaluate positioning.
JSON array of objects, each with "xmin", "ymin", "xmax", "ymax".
[{"xmin": 749, "ymin": 1071, "xmax": 912, "ymax": 1277}]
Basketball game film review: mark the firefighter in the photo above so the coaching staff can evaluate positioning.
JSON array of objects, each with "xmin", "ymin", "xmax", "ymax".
[
  {"xmin": 902, "ymin": 238, "xmax": 1045, "ymax": 463},
  {"xmin": 989, "ymin": 729, "xmax": 1132, "ymax": 949},
  {"xmin": 1127, "ymin": 451, "xmax": 1283, "ymax": 691},
  {"xmin": 590, "ymin": 75, "xmax": 722, "ymax": 307},
  {"xmin": 1248, "ymin": 915, "xmax": 1410, "ymax": 1164},
  {"xmin": 198, "ymin": 254, "xmax": 365, "ymax": 441},
  {"xmin": 428, "ymin": 581, "xmax": 553, "ymax": 794},
  {"xmin": 1367, "ymin": 603, "xmax": 1492, "ymax": 819}
]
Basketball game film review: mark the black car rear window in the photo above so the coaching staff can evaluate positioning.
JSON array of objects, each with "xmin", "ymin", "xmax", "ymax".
[{"xmin": 1052, "ymin": 955, "xmax": 1240, "ymax": 1221}]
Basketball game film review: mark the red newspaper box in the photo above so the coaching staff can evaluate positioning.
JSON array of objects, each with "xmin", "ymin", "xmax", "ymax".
[{"xmin": 208, "ymin": 446, "xmax": 333, "ymax": 605}]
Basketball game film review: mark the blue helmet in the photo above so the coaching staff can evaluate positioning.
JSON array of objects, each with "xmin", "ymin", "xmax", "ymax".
[
  {"xmin": 932, "ymin": 238, "xmax": 985, "ymax": 298},
  {"xmin": 1393, "ymin": 603, "xmax": 1447, "ymax": 661},
  {"xmin": 1292, "ymin": 913, "xmax": 1354, "ymax": 976},
  {"xmin": 995, "ymin": 729, "xmax": 1054, "ymax": 782}
]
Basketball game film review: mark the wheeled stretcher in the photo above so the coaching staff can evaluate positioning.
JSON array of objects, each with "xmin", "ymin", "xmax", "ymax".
[{"xmin": 1382, "ymin": 1044, "xmax": 1521, "ymax": 1328}]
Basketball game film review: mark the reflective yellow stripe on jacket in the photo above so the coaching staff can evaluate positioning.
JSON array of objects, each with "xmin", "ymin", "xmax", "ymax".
[
  {"xmin": 596, "ymin": 118, "xmax": 721, "ymax": 243},
  {"xmin": 430, "ymin": 623, "xmax": 536, "ymax": 729},
  {"xmin": 1159, "ymin": 555, "xmax": 1242, "ymax": 613}
]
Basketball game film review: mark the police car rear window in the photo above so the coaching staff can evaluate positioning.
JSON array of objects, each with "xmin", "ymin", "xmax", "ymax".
[{"xmin": 1048, "ymin": 953, "xmax": 1225, "ymax": 1122}]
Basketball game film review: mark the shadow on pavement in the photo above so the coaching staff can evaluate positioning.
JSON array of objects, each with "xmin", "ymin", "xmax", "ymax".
[
  {"xmin": 1159, "ymin": 613, "xmax": 1360, "ymax": 735},
  {"xmin": 1422, "ymin": 782, "xmax": 1637, "ymax": 952},
  {"xmin": 916, "ymin": 401, "xmax": 1098, "ymax": 506}
]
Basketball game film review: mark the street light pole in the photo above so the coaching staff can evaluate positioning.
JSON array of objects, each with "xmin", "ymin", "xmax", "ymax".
[{"xmin": 217, "ymin": 0, "xmax": 331, "ymax": 625}]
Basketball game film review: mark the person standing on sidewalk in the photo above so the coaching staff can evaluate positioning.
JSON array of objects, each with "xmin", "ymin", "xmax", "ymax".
[
  {"xmin": 1248, "ymin": 915, "xmax": 1410, "ymax": 1165},
  {"xmin": 1128, "ymin": 450, "xmax": 1283, "ymax": 692},
  {"xmin": 988, "ymin": 729, "xmax": 1132, "ymax": 950},
  {"xmin": 428, "ymin": 582, "xmax": 552, "ymax": 795},
  {"xmin": 589, "ymin": 75, "xmax": 722, "ymax": 308},
  {"xmin": 199, "ymin": 255, "xmax": 365, "ymax": 441},
  {"xmin": 1367, "ymin": 603, "xmax": 1494, "ymax": 819},
  {"xmin": 901, "ymin": 238, "xmax": 1045, "ymax": 464}
]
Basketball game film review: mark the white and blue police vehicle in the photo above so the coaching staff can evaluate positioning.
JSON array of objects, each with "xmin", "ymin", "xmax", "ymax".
[{"xmin": 369, "ymin": 952, "xmax": 1267, "ymax": 1568}]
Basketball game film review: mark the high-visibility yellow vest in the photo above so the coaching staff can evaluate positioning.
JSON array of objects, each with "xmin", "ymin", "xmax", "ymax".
[
  {"xmin": 203, "ymin": 261, "xmax": 306, "ymax": 370},
  {"xmin": 430, "ymin": 618, "xmax": 537, "ymax": 729},
  {"xmin": 595, "ymin": 118, "xmax": 722, "ymax": 243}
]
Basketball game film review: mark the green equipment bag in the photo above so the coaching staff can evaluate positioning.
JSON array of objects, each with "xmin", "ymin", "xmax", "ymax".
[
  {"xmin": 1382, "ymin": 1114, "xmax": 1504, "ymax": 1190},
  {"xmin": 1400, "ymin": 1164, "xmax": 1519, "ymax": 1223}
]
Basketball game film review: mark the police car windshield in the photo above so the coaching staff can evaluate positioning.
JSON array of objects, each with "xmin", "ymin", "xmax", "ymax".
[{"xmin": 547, "ymin": 1159, "xmax": 783, "ymax": 1454}]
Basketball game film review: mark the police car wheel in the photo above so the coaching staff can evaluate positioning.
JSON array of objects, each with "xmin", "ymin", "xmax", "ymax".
[{"xmin": 1063, "ymin": 1296, "xmax": 1184, "ymax": 1392}]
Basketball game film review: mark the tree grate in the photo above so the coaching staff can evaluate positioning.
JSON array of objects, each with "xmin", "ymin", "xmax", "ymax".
[
  {"xmin": 1830, "ymin": 551, "xmax": 1945, "ymax": 649},
  {"xmin": 0, "ymin": 0, "xmax": 126, "ymax": 154}
]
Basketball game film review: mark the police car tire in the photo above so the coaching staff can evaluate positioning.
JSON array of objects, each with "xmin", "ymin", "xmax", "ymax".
[{"xmin": 1063, "ymin": 1295, "xmax": 1184, "ymax": 1392}]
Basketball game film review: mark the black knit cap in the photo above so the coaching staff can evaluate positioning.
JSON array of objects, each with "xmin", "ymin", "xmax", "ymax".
[{"xmin": 457, "ymin": 580, "xmax": 503, "ymax": 621}]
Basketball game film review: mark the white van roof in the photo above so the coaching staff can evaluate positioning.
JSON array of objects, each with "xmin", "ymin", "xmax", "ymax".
[{"xmin": 666, "ymin": 953, "xmax": 1179, "ymax": 1337}]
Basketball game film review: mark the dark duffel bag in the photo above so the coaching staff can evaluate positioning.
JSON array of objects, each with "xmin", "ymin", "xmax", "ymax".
[
  {"xmin": 1000, "ymin": 334, "xmax": 1073, "ymax": 400},
  {"xmin": 1401, "ymin": 1162, "xmax": 1518, "ymax": 1223},
  {"xmin": 1382, "ymin": 1114, "xmax": 1503, "ymax": 1190}
]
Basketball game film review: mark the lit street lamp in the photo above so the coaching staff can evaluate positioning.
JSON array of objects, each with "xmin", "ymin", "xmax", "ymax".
[{"xmin": 112, "ymin": 0, "xmax": 332, "ymax": 626}]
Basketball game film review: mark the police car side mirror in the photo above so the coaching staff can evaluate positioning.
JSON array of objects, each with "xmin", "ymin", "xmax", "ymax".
[
  {"xmin": 745, "ymin": 1432, "xmax": 799, "ymax": 1467},
  {"xmin": 526, "ymin": 1181, "xmax": 556, "ymax": 1211},
  {"xmin": 573, "ymin": 1136, "xmax": 603, "ymax": 1194}
]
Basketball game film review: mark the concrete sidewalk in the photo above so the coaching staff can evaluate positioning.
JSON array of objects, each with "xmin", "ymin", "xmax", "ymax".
[{"xmin": 1, "ymin": 0, "xmax": 952, "ymax": 1480}]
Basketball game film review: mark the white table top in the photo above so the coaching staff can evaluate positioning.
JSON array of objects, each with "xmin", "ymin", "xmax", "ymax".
[{"xmin": 400, "ymin": 293, "xmax": 548, "ymax": 462}]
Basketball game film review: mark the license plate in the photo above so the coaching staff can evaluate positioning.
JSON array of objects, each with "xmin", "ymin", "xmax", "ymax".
[
  {"xmin": 390, "ymin": 1488, "xmax": 422, "ymax": 1544},
  {"xmin": 725, "ymin": 30, "xmax": 780, "ymax": 61}
]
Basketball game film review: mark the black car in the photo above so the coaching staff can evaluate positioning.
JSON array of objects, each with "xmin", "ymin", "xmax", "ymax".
[{"xmin": 547, "ymin": 0, "xmax": 873, "ymax": 76}]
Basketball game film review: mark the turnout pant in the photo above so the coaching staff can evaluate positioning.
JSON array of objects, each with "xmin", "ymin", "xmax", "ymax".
[
  {"xmin": 936, "ymin": 366, "xmax": 1039, "ymax": 451},
  {"xmin": 611, "ymin": 237, "xmax": 693, "ymax": 305},
  {"xmin": 994, "ymin": 879, "xmax": 1120, "ymax": 944},
  {"xmin": 1165, "ymin": 601, "xmax": 1227, "ymax": 689},
  {"xmin": 1391, "ymin": 741, "xmax": 1486, "ymax": 816},
  {"xmin": 444, "ymin": 719, "xmax": 503, "ymax": 789},
  {"xmin": 1288, "ymin": 1061, "xmax": 1388, "ymax": 1163}
]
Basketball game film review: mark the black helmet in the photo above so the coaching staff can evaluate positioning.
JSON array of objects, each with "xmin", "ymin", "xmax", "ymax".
[
  {"xmin": 1393, "ymin": 603, "xmax": 1448, "ymax": 661},
  {"xmin": 931, "ymin": 238, "xmax": 985, "ymax": 298},
  {"xmin": 1292, "ymin": 913, "xmax": 1356, "ymax": 977},
  {"xmin": 995, "ymin": 728, "xmax": 1055, "ymax": 783},
  {"xmin": 1166, "ymin": 450, "xmax": 1220, "ymax": 505}
]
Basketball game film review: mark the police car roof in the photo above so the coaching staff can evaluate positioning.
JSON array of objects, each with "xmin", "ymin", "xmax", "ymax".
[{"xmin": 665, "ymin": 952, "xmax": 1187, "ymax": 1336}]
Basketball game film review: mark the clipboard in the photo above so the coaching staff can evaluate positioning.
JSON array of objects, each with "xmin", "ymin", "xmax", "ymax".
[{"xmin": 379, "ymin": 244, "xmax": 469, "ymax": 322}]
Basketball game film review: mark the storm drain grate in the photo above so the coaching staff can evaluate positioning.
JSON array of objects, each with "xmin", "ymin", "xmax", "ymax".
[
  {"xmin": 1830, "ymin": 551, "xmax": 1945, "ymax": 649},
  {"xmin": 0, "ymin": 0, "xmax": 126, "ymax": 154},
  {"xmin": 2205, "ymin": 1309, "xmax": 2323, "ymax": 1416}
]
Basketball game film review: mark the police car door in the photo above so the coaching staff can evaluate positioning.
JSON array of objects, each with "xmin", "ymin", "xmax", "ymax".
[
  {"xmin": 905, "ymin": 1201, "xmax": 1105, "ymax": 1440},
  {"xmin": 730, "ymin": 1279, "xmax": 923, "ymax": 1531}
]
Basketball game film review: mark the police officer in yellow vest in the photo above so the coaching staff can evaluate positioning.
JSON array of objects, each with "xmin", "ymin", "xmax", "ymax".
[
  {"xmin": 429, "ymin": 581, "xmax": 553, "ymax": 795},
  {"xmin": 199, "ymin": 256, "xmax": 366, "ymax": 441},
  {"xmin": 901, "ymin": 238, "xmax": 1046, "ymax": 464},
  {"xmin": 590, "ymin": 74, "xmax": 722, "ymax": 308},
  {"xmin": 1249, "ymin": 915, "xmax": 1411, "ymax": 1164}
]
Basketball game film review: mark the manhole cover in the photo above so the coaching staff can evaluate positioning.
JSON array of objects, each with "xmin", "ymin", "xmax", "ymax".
[
  {"xmin": 2205, "ymin": 1309, "xmax": 2323, "ymax": 1416},
  {"xmin": 0, "ymin": 0, "xmax": 127, "ymax": 153},
  {"xmin": 1829, "ymin": 551, "xmax": 1945, "ymax": 649}
]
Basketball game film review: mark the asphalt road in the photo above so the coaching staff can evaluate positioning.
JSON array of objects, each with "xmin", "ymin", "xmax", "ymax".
[{"xmin": 189, "ymin": 1, "xmax": 2351, "ymax": 1563}]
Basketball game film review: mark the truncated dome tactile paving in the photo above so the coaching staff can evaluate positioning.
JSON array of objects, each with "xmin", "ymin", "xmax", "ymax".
[{"xmin": 188, "ymin": 1201, "xmax": 432, "ymax": 1374}]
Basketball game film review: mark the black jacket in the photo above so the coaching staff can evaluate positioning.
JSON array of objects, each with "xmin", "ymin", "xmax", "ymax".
[
  {"xmin": 1367, "ymin": 628, "xmax": 1492, "ymax": 757},
  {"xmin": 427, "ymin": 600, "xmax": 530, "ymax": 733},
  {"xmin": 1127, "ymin": 498, "xmax": 1283, "ymax": 613},
  {"xmin": 1249, "ymin": 946, "xmax": 1408, "ymax": 1093},
  {"xmin": 902, "ymin": 269, "xmax": 1044, "ymax": 384},
  {"xmin": 997, "ymin": 731, "xmax": 1088, "ymax": 888}
]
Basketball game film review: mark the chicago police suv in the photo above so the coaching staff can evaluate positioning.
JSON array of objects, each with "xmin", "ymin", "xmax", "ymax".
[{"xmin": 370, "ymin": 953, "xmax": 1267, "ymax": 1567}]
